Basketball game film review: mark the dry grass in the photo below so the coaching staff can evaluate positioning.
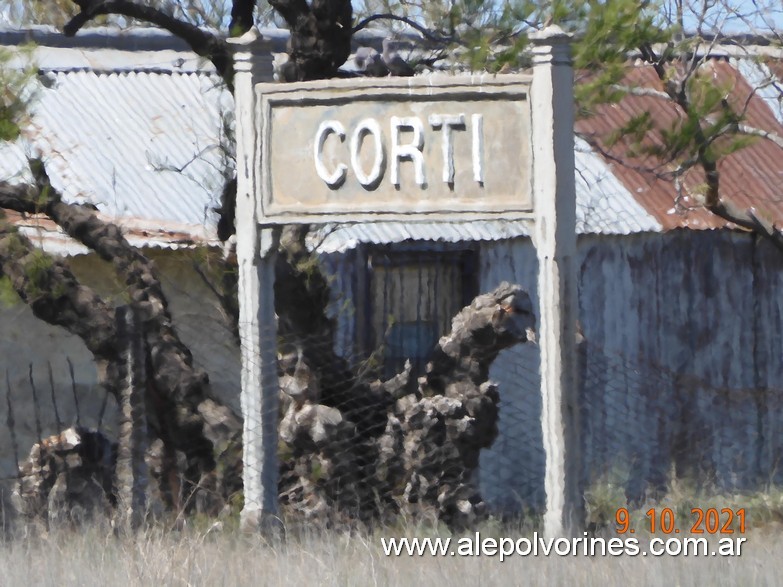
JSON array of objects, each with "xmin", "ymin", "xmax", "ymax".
[{"xmin": 0, "ymin": 519, "xmax": 779, "ymax": 587}]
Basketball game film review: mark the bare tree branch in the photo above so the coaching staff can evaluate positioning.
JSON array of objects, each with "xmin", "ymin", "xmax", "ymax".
[
  {"xmin": 352, "ymin": 13, "xmax": 452, "ymax": 44},
  {"xmin": 577, "ymin": 131, "xmax": 684, "ymax": 178},
  {"xmin": 0, "ymin": 164, "xmax": 241, "ymax": 506},
  {"xmin": 631, "ymin": 36, "xmax": 783, "ymax": 252},
  {"xmin": 0, "ymin": 218, "xmax": 118, "ymax": 363},
  {"xmin": 64, "ymin": 0, "xmax": 233, "ymax": 83},
  {"xmin": 734, "ymin": 122, "xmax": 783, "ymax": 149}
]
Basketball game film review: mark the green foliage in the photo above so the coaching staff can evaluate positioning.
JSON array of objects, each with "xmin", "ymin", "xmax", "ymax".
[
  {"xmin": 2, "ymin": 230, "xmax": 26, "ymax": 258},
  {"xmin": 0, "ymin": 233, "xmax": 61, "ymax": 303},
  {"xmin": 0, "ymin": 46, "xmax": 36, "ymax": 142},
  {"xmin": 445, "ymin": 0, "xmax": 534, "ymax": 71},
  {"xmin": 356, "ymin": 0, "xmax": 537, "ymax": 71},
  {"xmin": 585, "ymin": 467, "xmax": 783, "ymax": 534},
  {"xmin": 562, "ymin": 0, "xmax": 783, "ymax": 206},
  {"xmin": 22, "ymin": 248, "xmax": 55, "ymax": 298},
  {"xmin": 294, "ymin": 253, "xmax": 322, "ymax": 282},
  {"xmin": 360, "ymin": 0, "xmax": 780, "ymax": 187},
  {"xmin": 5, "ymin": 0, "xmax": 79, "ymax": 29},
  {"xmin": 572, "ymin": 0, "xmax": 670, "ymax": 110},
  {"xmin": 0, "ymin": 276, "xmax": 21, "ymax": 307},
  {"xmin": 584, "ymin": 466, "xmax": 631, "ymax": 529},
  {"xmin": 604, "ymin": 112, "xmax": 654, "ymax": 151}
]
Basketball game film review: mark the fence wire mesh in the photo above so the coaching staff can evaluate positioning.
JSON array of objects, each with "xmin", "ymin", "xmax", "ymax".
[{"xmin": 1, "ymin": 245, "xmax": 782, "ymax": 533}]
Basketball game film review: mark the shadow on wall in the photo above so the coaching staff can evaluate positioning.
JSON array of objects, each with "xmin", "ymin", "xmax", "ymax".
[{"xmin": 0, "ymin": 357, "xmax": 117, "ymax": 482}]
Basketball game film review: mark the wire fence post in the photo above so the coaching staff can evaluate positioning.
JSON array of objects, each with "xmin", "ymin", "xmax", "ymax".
[
  {"xmin": 114, "ymin": 305, "xmax": 149, "ymax": 533},
  {"xmin": 530, "ymin": 26, "xmax": 583, "ymax": 537}
]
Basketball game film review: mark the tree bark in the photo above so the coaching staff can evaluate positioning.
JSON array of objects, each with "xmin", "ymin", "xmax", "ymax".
[
  {"xmin": 1, "ymin": 170, "xmax": 241, "ymax": 510},
  {"xmin": 269, "ymin": 0, "xmax": 353, "ymax": 81},
  {"xmin": 4, "ymin": 0, "xmax": 541, "ymax": 527},
  {"xmin": 0, "ymin": 218, "xmax": 117, "ymax": 368},
  {"xmin": 64, "ymin": 0, "xmax": 234, "ymax": 83},
  {"xmin": 278, "ymin": 282, "xmax": 536, "ymax": 527}
]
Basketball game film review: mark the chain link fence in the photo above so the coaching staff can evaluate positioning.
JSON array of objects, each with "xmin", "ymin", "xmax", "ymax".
[{"xmin": 1, "ymin": 244, "xmax": 782, "ymax": 532}]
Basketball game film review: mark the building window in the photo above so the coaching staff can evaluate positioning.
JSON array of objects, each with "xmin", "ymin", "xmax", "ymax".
[{"xmin": 365, "ymin": 246, "xmax": 477, "ymax": 378}]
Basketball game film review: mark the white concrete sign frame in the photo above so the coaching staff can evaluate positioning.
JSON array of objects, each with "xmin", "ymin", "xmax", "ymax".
[{"xmin": 229, "ymin": 25, "xmax": 581, "ymax": 538}]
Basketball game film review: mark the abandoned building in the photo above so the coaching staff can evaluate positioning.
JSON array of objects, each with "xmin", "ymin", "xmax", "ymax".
[{"xmin": 1, "ymin": 26, "xmax": 782, "ymax": 513}]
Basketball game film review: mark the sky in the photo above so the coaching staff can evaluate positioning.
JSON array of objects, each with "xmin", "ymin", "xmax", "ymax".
[
  {"xmin": 675, "ymin": 0, "xmax": 783, "ymax": 35},
  {"xmin": 1, "ymin": 0, "xmax": 782, "ymax": 37}
]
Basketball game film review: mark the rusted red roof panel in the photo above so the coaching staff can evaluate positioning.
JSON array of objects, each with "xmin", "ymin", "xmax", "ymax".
[{"xmin": 576, "ymin": 57, "xmax": 783, "ymax": 231}]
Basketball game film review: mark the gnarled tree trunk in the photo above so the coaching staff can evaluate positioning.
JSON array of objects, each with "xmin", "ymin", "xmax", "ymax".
[
  {"xmin": 1, "ymin": 172, "xmax": 242, "ymax": 513},
  {"xmin": 277, "ymin": 281, "xmax": 535, "ymax": 527}
]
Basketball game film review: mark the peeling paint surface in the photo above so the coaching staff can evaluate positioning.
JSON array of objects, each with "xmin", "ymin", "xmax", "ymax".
[{"xmin": 477, "ymin": 232, "xmax": 783, "ymax": 509}]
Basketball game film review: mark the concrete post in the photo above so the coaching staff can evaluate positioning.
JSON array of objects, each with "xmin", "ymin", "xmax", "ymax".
[
  {"xmin": 227, "ymin": 31, "xmax": 281, "ymax": 532},
  {"xmin": 530, "ymin": 26, "xmax": 583, "ymax": 537},
  {"xmin": 114, "ymin": 305, "xmax": 149, "ymax": 533}
]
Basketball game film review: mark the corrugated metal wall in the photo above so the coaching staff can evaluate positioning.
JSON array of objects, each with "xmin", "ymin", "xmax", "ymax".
[
  {"xmin": 477, "ymin": 230, "xmax": 783, "ymax": 511},
  {"xmin": 323, "ymin": 230, "xmax": 783, "ymax": 512}
]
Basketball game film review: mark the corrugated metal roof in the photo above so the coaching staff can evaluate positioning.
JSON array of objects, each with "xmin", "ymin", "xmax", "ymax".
[
  {"xmin": 574, "ymin": 137, "xmax": 662, "ymax": 234},
  {"xmin": 0, "ymin": 25, "xmax": 387, "ymax": 74},
  {"xmin": 309, "ymin": 220, "xmax": 532, "ymax": 254},
  {"xmin": 30, "ymin": 70, "xmax": 233, "ymax": 226},
  {"xmin": 3, "ymin": 29, "xmax": 783, "ymax": 254},
  {"xmin": 734, "ymin": 58, "xmax": 783, "ymax": 126},
  {"xmin": 6, "ymin": 210, "xmax": 218, "ymax": 255},
  {"xmin": 575, "ymin": 65, "xmax": 722, "ymax": 231},
  {"xmin": 575, "ymin": 57, "xmax": 783, "ymax": 231},
  {"xmin": 0, "ymin": 142, "xmax": 32, "ymax": 184}
]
